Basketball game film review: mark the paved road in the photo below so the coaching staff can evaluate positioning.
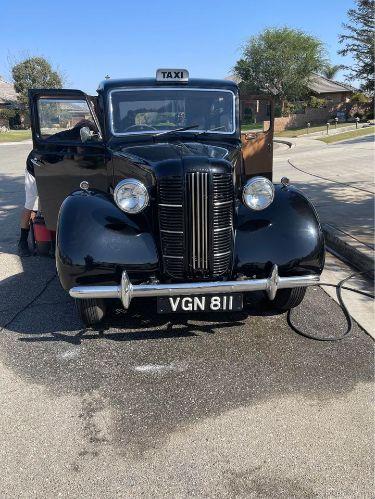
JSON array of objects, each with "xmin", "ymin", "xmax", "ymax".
[{"xmin": 0, "ymin": 143, "xmax": 373, "ymax": 497}]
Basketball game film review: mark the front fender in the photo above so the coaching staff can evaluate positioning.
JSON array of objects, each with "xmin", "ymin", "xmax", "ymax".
[
  {"xmin": 56, "ymin": 190, "xmax": 159, "ymax": 290},
  {"xmin": 233, "ymin": 185, "xmax": 325, "ymax": 277}
]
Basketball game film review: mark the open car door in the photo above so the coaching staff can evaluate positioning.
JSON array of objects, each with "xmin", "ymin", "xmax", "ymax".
[
  {"xmin": 240, "ymin": 95, "xmax": 274, "ymax": 181},
  {"xmin": 29, "ymin": 89, "xmax": 108, "ymax": 230}
]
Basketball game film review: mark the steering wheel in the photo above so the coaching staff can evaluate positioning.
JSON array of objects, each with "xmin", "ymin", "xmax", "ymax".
[{"xmin": 124, "ymin": 124, "xmax": 157, "ymax": 132}]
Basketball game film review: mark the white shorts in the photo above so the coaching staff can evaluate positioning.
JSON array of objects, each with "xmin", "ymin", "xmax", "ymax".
[{"xmin": 24, "ymin": 170, "xmax": 39, "ymax": 211}]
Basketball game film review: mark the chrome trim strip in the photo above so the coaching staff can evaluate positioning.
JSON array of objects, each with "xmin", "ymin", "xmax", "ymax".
[
  {"xmin": 163, "ymin": 255, "xmax": 184, "ymax": 259},
  {"xmin": 204, "ymin": 173, "xmax": 208, "ymax": 270},
  {"xmin": 213, "ymin": 200, "xmax": 232, "ymax": 207},
  {"xmin": 214, "ymin": 226, "xmax": 232, "ymax": 232},
  {"xmin": 160, "ymin": 229, "xmax": 183, "ymax": 234},
  {"xmin": 197, "ymin": 172, "xmax": 201, "ymax": 268},
  {"xmin": 202, "ymin": 173, "xmax": 208, "ymax": 270},
  {"xmin": 159, "ymin": 203, "xmax": 183, "ymax": 208},
  {"xmin": 70, "ymin": 265, "xmax": 320, "ymax": 309},
  {"xmin": 192, "ymin": 173, "xmax": 196, "ymax": 270},
  {"xmin": 214, "ymin": 251, "xmax": 231, "ymax": 257}
]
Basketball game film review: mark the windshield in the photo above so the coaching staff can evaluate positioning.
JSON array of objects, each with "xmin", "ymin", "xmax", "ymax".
[{"xmin": 109, "ymin": 88, "xmax": 235, "ymax": 136}]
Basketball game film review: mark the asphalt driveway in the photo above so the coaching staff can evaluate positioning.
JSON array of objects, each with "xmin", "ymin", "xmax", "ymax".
[{"xmin": 0, "ymin": 143, "xmax": 373, "ymax": 498}]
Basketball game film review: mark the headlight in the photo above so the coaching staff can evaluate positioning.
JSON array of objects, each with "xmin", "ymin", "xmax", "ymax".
[
  {"xmin": 114, "ymin": 179, "xmax": 149, "ymax": 214},
  {"xmin": 242, "ymin": 176, "xmax": 274, "ymax": 211}
]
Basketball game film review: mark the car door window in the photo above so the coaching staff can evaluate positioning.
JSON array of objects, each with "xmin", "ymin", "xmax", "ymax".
[{"xmin": 37, "ymin": 98, "xmax": 98, "ymax": 141}]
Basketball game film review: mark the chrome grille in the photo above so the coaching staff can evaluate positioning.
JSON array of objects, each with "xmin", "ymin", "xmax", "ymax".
[
  {"xmin": 188, "ymin": 172, "xmax": 209, "ymax": 271},
  {"xmin": 158, "ymin": 170, "xmax": 233, "ymax": 280}
]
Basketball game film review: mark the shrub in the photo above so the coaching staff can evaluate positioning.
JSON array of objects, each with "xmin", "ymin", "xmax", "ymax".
[
  {"xmin": 309, "ymin": 96, "xmax": 326, "ymax": 108},
  {"xmin": 350, "ymin": 92, "xmax": 369, "ymax": 105},
  {"xmin": 0, "ymin": 108, "xmax": 16, "ymax": 120}
]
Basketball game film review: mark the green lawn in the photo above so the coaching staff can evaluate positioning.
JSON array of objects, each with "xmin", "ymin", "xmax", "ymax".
[
  {"xmin": 0, "ymin": 130, "xmax": 32, "ymax": 142},
  {"xmin": 316, "ymin": 126, "xmax": 375, "ymax": 144},
  {"xmin": 275, "ymin": 122, "xmax": 357, "ymax": 138},
  {"xmin": 241, "ymin": 123, "xmax": 264, "ymax": 131}
]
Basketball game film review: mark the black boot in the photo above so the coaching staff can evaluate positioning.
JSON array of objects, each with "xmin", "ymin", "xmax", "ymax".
[{"xmin": 18, "ymin": 229, "xmax": 31, "ymax": 257}]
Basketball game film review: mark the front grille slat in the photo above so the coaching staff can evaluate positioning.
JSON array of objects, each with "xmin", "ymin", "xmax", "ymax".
[{"xmin": 204, "ymin": 175, "xmax": 209, "ymax": 269}]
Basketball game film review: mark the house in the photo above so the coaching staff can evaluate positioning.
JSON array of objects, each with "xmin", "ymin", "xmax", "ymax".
[
  {"xmin": 0, "ymin": 76, "xmax": 18, "ymax": 109},
  {"xmin": 226, "ymin": 73, "xmax": 357, "ymax": 129},
  {"xmin": 0, "ymin": 76, "xmax": 19, "ymax": 128},
  {"xmin": 308, "ymin": 73, "xmax": 356, "ymax": 105}
]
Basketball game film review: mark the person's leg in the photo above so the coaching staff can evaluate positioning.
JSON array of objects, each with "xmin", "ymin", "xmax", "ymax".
[
  {"xmin": 20, "ymin": 208, "xmax": 32, "ymax": 229},
  {"xmin": 18, "ymin": 170, "xmax": 39, "ymax": 257},
  {"xmin": 18, "ymin": 208, "xmax": 32, "ymax": 256}
]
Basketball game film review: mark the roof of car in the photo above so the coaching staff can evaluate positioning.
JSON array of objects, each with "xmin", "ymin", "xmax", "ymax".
[{"xmin": 97, "ymin": 78, "xmax": 238, "ymax": 93}]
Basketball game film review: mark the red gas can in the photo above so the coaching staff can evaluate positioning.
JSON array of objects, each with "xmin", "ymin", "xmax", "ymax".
[{"xmin": 32, "ymin": 216, "xmax": 56, "ymax": 256}]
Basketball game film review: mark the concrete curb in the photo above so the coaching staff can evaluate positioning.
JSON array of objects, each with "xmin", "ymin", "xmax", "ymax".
[{"xmin": 323, "ymin": 223, "xmax": 374, "ymax": 274}]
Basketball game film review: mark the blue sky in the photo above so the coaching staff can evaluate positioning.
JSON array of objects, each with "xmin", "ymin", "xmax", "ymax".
[{"xmin": 0, "ymin": 0, "xmax": 356, "ymax": 94}]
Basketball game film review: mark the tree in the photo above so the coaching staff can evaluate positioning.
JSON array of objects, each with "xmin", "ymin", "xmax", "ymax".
[
  {"xmin": 234, "ymin": 28, "xmax": 326, "ymax": 111},
  {"xmin": 321, "ymin": 64, "xmax": 344, "ymax": 80},
  {"xmin": 11, "ymin": 57, "xmax": 64, "ymax": 107},
  {"xmin": 339, "ymin": 0, "xmax": 375, "ymax": 93}
]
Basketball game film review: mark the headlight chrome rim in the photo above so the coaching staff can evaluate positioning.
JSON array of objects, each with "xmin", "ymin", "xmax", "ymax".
[
  {"xmin": 114, "ymin": 178, "xmax": 149, "ymax": 214},
  {"xmin": 242, "ymin": 176, "xmax": 275, "ymax": 211}
]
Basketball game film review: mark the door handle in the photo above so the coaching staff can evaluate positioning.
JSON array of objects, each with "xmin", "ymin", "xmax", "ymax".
[{"xmin": 30, "ymin": 158, "xmax": 44, "ymax": 168}]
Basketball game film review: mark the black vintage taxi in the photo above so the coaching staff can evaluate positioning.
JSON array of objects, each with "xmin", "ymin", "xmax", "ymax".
[{"xmin": 29, "ymin": 69, "xmax": 325, "ymax": 325}]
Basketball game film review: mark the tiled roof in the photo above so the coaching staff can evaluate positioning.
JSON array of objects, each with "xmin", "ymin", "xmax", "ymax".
[
  {"xmin": 0, "ymin": 77, "xmax": 18, "ymax": 104},
  {"xmin": 308, "ymin": 73, "xmax": 355, "ymax": 94},
  {"xmin": 225, "ymin": 72, "xmax": 357, "ymax": 95}
]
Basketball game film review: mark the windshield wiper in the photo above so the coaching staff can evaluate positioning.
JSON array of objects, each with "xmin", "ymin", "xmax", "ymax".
[
  {"xmin": 153, "ymin": 124, "xmax": 199, "ymax": 138},
  {"xmin": 194, "ymin": 126, "xmax": 227, "ymax": 136}
]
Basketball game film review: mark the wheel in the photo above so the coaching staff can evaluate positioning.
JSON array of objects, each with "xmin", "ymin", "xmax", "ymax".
[
  {"xmin": 75, "ymin": 298, "xmax": 107, "ymax": 326},
  {"xmin": 271, "ymin": 287, "xmax": 307, "ymax": 311}
]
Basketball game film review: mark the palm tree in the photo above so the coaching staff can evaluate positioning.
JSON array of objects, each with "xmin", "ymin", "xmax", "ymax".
[{"xmin": 321, "ymin": 64, "xmax": 344, "ymax": 80}]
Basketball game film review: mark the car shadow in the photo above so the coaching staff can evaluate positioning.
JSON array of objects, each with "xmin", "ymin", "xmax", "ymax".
[{"xmin": 4, "ymin": 271, "xmax": 278, "ymax": 340}]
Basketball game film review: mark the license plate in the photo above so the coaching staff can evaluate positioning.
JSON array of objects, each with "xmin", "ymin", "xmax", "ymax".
[{"xmin": 157, "ymin": 294, "xmax": 243, "ymax": 314}]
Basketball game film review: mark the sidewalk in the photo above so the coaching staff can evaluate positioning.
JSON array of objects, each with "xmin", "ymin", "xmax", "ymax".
[
  {"xmin": 292, "ymin": 123, "xmax": 371, "ymax": 138},
  {"xmin": 0, "ymin": 140, "xmax": 32, "ymax": 146},
  {"xmin": 273, "ymin": 135, "xmax": 374, "ymax": 272}
]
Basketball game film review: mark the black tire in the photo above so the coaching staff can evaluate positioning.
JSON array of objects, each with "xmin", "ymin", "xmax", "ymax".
[
  {"xmin": 75, "ymin": 298, "xmax": 107, "ymax": 326},
  {"xmin": 272, "ymin": 287, "xmax": 307, "ymax": 311}
]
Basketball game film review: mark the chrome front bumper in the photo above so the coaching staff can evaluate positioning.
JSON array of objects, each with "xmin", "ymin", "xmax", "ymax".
[{"xmin": 69, "ymin": 265, "xmax": 319, "ymax": 309}]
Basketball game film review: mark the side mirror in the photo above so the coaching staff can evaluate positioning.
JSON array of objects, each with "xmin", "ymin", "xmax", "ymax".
[{"xmin": 80, "ymin": 126, "xmax": 93, "ymax": 143}]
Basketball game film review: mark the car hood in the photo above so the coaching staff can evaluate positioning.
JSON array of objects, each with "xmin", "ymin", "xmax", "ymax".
[{"xmin": 109, "ymin": 140, "xmax": 241, "ymax": 188}]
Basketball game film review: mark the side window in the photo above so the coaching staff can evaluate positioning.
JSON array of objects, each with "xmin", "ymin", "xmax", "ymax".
[
  {"xmin": 37, "ymin": 98, "xmax": 98, "ymax": 141},
  {"xmin": 241, "ymin": 99, "xmax": 271, "ymax": 132}
]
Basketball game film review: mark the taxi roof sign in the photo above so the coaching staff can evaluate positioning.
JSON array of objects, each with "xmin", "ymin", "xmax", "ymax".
[{"xmin": 156, "ymin": 69, "xmax": 189, "ymax": 83}]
